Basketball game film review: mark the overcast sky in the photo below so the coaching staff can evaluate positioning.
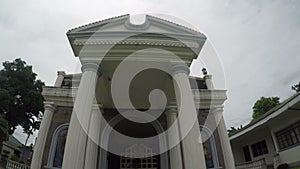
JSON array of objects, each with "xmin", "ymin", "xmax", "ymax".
[{"xmin": 1, "ymin": 0, "xmax": 300, "ymax": 145}]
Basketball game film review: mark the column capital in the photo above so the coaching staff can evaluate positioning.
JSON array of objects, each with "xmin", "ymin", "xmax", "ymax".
[
  {"xmin": 165, "ymin": 107, "xmax": 178, "ymax": 117},
  {"xmin": 212, "ymin": 105, "xmax": 224, "ymax": 113},
  {"xmin": 169, "ymin": 64, "xmax": 190, "ymax": 76},
  {"xmin": 92, "ymin": 103, "xmax": 103, "ymax": 110},
  {"xmin": 43, "ymin": 101, "xmax": 56, "ymax": 112},
  {"xmin": 81, "ymin": 62, "xmax": 103, "ymax": 76}
]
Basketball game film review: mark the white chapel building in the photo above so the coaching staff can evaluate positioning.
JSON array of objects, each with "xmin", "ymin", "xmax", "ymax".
[{"xmin": 30, "ymin": 14, "xmax": 235, "ymax": 169}]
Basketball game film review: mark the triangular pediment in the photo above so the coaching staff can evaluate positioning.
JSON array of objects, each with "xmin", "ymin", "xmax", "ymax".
[
  {"xmin": 67, "ymin": 14, "xmax": 204, "ymax": 36},
  {"xmin": 67, "ymin": 14, "xmax": 207, "ymax": 65}
]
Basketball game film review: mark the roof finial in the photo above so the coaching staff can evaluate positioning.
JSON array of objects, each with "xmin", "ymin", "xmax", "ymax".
[{"xmin": 202, "ymin": 68, "xmax": 207, "ymax": 75}]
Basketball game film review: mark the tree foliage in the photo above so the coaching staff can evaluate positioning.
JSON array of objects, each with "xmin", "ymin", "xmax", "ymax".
[
  {"xmin": 0, "ymin": 114, "xmax": 9, "ymax": 141},
  {"xmin": 227, "ymin": 125, "xmax": 243, "ymax": 134},
  {"xmin": 0, "ymin": 110, "xmax": 9, "ymax": 153},
  {"xmin": 0, "ymin": 58, "xmax": 44, "ymax": 138},
  {"xmin": 292, "ymin": 82, "xmax": 300, "ymax": 93},
  {"xmin": 251, "ymin": 96, "xmax": 280, "ymax": 122}
]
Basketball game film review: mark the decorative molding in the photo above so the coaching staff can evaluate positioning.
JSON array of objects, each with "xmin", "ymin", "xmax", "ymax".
[
  {"xmin": 81, "ymin": 62, "xmax": 103, "ymax": 76},
  {"xmin": 67, "ymin": 14, "xmax": 206, "ymax": 65},
  {"xmin": 146, "ymin": 15, "xmax": 204, "ymax": 36},
  {"xmin": 73, "ymin": 39, "xmax": 199, "ymax": 48},
  {"xmin": 67, "ymin": 14, "xmax": 129, "ymax": 33},
  {"xmin": 164, "ymin": 108, "xmax": 177, "ymax": 117},
  {"xmin": 42, "ymin": 87, "xmax": 76, "ymax": 107},
  {"xmin": 42, "ymin": 87, "xmax": 226, "ymax": 109},
  {"xmin": 67, "ymin": 14, "xmax": 205, "ymax": 37},
  {"xmin": 44, "ymin": 102, "xmax": 56, "ymax": 112}
]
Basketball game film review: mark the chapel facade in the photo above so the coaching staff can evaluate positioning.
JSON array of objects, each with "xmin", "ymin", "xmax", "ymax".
[{"xmin": 30, "ymin": 14, "xmax": 235, "ymax": 169}]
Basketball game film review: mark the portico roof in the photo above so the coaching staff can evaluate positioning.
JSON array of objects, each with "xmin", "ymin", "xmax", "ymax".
[
  {"xmin": 66, "ymin": 14, "xmax": 207, "ymax": 66},
  {"xmin": 67, "ymin": 14, "xmax": 204, "ymax": 37}
]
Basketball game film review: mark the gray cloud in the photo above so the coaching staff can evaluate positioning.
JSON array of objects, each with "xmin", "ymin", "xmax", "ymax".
[{"xmin": 0, "ymin": 0, "xmax": 299, "ymax": 144}]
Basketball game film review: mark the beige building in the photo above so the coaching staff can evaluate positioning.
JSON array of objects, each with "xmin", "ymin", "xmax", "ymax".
[
  {"xmin": 230, "ymin": 92, "xmax": 300, "ymax": 169},
  {"xmin": 30, "ymin": 15, "xmax": 235, "ymax": 169},
  {"xmin": 1, "ymin": 135, "xmax": 23, "ymax": 160}
]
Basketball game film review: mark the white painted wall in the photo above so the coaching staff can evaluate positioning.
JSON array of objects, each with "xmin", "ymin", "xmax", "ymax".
[
  {"xmin": 230, "ymin": 127, "xmax": 276, "ymax": 165},
  {"xmin": 1, "ymin": 143, "xmax": 19, "ymax": 159},
  {"xmin": 268, "ymin": 109, "xmax": 300, "ymax": 166},
  {"xmin": 231, "ymin": 108, "xmax": 300, "ymax": 167}
]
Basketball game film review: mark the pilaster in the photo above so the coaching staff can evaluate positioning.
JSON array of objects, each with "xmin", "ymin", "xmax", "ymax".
[{"xmin": 31, "ymin": 102, "xmax": 56, "ymax": 169}]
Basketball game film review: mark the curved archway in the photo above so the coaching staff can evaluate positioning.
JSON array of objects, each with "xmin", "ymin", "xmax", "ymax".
[
  {"xmin": 47, "ymin": 123, "xmax": 69, "ymax": 168},
  {"xmin": 99, "ymin": 114, "xmax": 169, "ymax": 169}
]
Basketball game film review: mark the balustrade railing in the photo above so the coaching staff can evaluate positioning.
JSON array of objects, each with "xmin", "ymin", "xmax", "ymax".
[
  {"xmin": 236, "ymin": 158, "xmax": 267, "ymax": 169},
  {"xmin": 6, "ymin": 159, "xmax": 30, "ymax": 169}
]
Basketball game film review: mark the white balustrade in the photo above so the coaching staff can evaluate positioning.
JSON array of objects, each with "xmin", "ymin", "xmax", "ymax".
[
  {"xmin": 6, "ymin": 159, "xmax": 30, "ymax": 169},
  {"xmin": 236, "ymin": 159, "xmax": 267, "ymax": 169}
]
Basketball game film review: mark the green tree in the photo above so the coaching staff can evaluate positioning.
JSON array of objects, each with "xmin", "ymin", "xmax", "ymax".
[
  {"xmin": 0, "ymin": 114, "xmax": 9, "ymax": 152},
  {"xmin": 0, "ymin": 58, "xmax": 44, "ymax": 143},
  {"xmin": 23, "ymin": 120, "xmax": 40, "ymax": 146},
  {"xmin": 251, "ymin": 96, "xmax": 280, "ymax": 122},
  {"xmin": 292, "ymin": 82, "xmax": 300, "ymax": 93}
]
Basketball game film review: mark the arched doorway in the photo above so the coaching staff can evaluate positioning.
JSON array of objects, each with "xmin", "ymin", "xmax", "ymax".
[{"xmin": 99, "ymin": 114, "xmax": 168, "ymax": 169}]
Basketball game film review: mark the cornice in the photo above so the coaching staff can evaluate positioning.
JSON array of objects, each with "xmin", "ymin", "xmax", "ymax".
[
  {"xmin": 42, "ymin": 87, "xmax": 76, "ymax": 107},
  {"xmin": 67, "ymin": 14, "xmax": 129, "ymax": 34},
  {"xmin": 42, "ymin": 87, "xmax": 226, "ymax": 109},
  {"xmin": 146, "ymin": 15, "xmax": 204, "ymax": 36},
  {"xmin": 73, "ymin": 39, "xmax": 200, "ymax": 48}
]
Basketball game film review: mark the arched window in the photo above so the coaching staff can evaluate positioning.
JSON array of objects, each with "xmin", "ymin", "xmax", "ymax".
[
  {"xmin": 201, "ymin": 126, "xmax": 220, "ymax": 169},
  {"xmin": 47, "ymin": 124, "xmax": 68, "ymax": 168}
]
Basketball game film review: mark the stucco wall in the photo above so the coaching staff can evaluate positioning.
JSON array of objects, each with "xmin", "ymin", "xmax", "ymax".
[
  {"xmin": 231, "ymin": 106, "xmax": 300, "ymax": 167},
  {"xmin": 1, "ymin": 143, "xmax": 19, "ymax": 159},
  {"xmin": 230, "ymin": 127, "xmax": 276, "ymax": 165},
  {"xmin": 278, "ymin": 146, "xmax": 300, "ymax": 166},
  {"xmin": 269, "ymin": 109, "xmax": 300, "ymax": 166}
]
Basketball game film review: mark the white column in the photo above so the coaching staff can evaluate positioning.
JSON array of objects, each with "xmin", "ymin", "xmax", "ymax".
[
  {"xmin": 54, "ymin": 71, "xmax": 65, "ymax": 87},
  {"xmin": 84, "ymin": 104, "xmax": 102, "ymax": 169},
  {"xmin": 31, "ymin": 102, "xmax": 56, "ymax": 169},
  {"xmin": 62, "ymin": 63, "xmax": 102, "ymax": 169},
  {"xmin": 213, "ymin": 106, "xmax": 235, "ymax": 169},
  {"xmin": 171, "ymin": 64, "xmax": 207, "ymax": 169},
  {"xmin": 165, "ymin": 107, "xmax": 183, "ymax": 169},
  {"xmin": 204, "ymin": 74, "xmax": 236, "ymax": 169}
]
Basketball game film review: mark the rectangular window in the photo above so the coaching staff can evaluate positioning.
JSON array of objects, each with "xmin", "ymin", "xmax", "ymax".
[
  {"xmin": 251, "ymin": 140, "xmax": 268, "ymax": 157},
  {"xmin": 276, "ymin": 121, "xmax": 300, "ymax": 150},
  {"xmin": 242, "ymin": 146, "xmax": 252, "ymax": 162}
]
